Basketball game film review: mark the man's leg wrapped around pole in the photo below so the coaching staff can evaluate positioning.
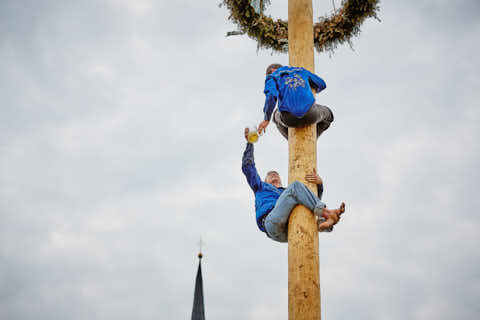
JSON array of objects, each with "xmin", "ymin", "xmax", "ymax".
[{"xmin": 264, "ymin": 181, "xmax": 325, "ymax": 243}]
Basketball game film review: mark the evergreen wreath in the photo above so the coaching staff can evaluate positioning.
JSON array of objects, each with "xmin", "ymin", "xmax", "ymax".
[{"xmin": 221, "ymin": 0, "xmax": 380, "ymax": 53}]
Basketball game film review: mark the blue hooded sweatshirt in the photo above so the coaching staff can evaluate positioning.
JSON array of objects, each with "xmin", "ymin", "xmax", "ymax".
[{"xmin": 263, "ymin": 66, "xmax": 326, "ymax": 121}]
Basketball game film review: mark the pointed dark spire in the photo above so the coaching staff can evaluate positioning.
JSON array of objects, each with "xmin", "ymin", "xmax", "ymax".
[{"xmin": 191, "ymin": 252, "xmax": 205, "ymax": 320}]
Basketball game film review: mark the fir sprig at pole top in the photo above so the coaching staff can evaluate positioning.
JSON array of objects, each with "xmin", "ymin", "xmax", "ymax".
[{"xmin": 221, "ymin": 0, "xmax": 380, "ymax": 53}]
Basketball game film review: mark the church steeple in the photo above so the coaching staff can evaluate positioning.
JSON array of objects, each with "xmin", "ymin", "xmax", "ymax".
[{"xmin": 191, "ymin": 240, "xmax": 206, "ymax": 320}]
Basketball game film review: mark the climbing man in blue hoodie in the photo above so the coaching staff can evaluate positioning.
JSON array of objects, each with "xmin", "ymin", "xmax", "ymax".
[
  {"xmin": 258, "ymin": 63, "xmax": 334, "ymax": 140},
  {"xmin": 242, "ymin": 128, "xmax": 345, "ymax": 242}
]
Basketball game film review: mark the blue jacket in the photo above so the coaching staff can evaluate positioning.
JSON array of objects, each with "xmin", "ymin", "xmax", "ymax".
[
  {"xmin": 242, "ymin": 143, "xmax": 323, "ymax": 232},
  {"xmin": 263, "ymin": 66, "xmax": 326, "ymax": 121}
]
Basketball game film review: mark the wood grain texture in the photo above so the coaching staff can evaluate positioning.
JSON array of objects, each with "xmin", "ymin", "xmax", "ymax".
[{"xmin": 287, "ymin": 0, "xmax": 320, "ymax": 319}]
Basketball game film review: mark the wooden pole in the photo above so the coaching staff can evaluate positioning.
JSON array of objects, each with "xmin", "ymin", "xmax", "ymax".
[{"xmin": 287, "ymin": 0, "xmax": 320, "ymax": 320}]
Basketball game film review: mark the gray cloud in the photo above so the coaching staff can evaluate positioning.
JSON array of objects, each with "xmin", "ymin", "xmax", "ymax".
[{"xmin": 1, "ymin": 0, "xmax": 479, "ymax": 319}]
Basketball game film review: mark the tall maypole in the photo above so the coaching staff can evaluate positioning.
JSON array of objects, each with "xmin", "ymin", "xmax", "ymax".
[{"xmin": 287, "ymin": 1, "xmax": 320, "ymax": 319}]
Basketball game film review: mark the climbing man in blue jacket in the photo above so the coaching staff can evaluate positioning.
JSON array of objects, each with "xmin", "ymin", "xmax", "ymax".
[
  {"xmin": 242, "ymin": 128, "xmax": 345, "ymax": 242},
  {"xmin": 257, "ymin": 63, "xmax": 334, "ymax": 140}
]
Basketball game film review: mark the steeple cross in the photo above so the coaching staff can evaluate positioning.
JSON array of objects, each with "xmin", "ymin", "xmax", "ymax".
[{"xmin": 197, "ymin": 237, "xmax": 205, "ymax": 254}]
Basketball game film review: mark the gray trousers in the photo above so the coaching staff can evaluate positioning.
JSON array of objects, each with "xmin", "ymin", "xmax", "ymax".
[{"xmin": 273, "ymin": 104, "xmax": 334, "ymax": 140}]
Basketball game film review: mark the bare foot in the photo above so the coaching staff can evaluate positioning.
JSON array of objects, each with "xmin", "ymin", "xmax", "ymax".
[{"xmin": 318, "ymin": 202, "xmax": 345, "ymax": 232}]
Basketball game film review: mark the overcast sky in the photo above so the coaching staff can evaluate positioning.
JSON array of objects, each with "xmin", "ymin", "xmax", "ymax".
[{"xmin": 1, "ymin": 0, "xmax": 479, "ymax": 319}]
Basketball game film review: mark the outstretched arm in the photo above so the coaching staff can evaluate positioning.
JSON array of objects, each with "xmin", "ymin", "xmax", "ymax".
[
  {"xmin": 242, "ymin": 128, "xmax": 262, "ymax": 193},
  {"xmin": 259, "ymin": 76, "xmax": 278, "ymax": 134}
]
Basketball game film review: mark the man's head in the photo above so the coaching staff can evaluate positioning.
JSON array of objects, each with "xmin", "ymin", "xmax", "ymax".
[
  {"xmin": 265, "ymin": 170, "xmax": 282, "ymax": 186},
  {"xmin": 266, "ymin": 63, "xmax": 282, "ymax": 76}
]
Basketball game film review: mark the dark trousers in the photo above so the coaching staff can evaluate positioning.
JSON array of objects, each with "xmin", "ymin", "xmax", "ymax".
[{"xmin": 273, "ymin": 104, "xmax": 334, "ymax": 140}]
